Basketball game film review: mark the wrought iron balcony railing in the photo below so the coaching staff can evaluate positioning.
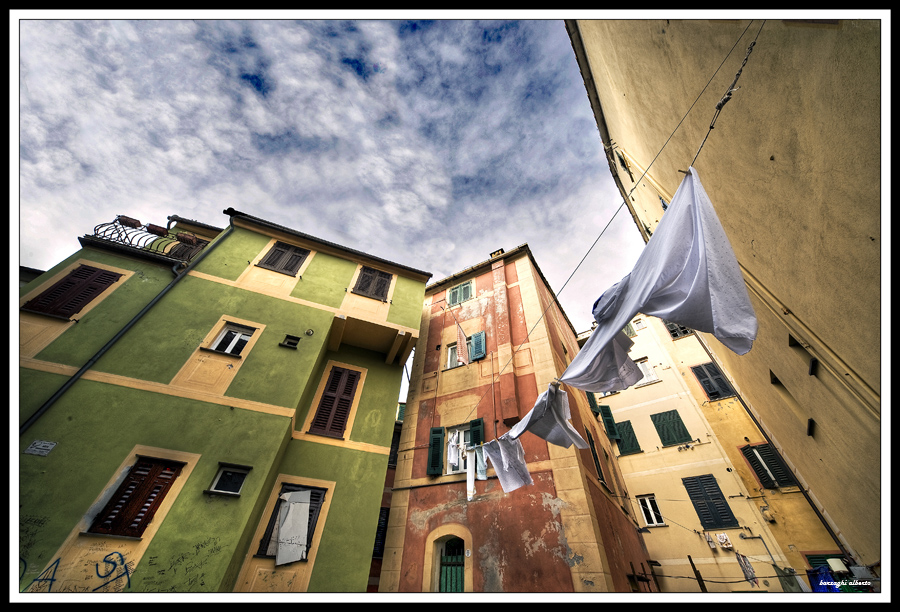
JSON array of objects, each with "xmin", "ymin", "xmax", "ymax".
[{"xmin": 90, "ymin": 215, "xmax": 210, "ymax": 261}]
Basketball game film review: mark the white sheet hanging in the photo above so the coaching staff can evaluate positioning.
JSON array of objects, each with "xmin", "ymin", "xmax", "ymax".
[
  {"xmin": 482, "ymin": 434, "xmax": 533, "ymax": 493},
  {"xmin": 507, "ymin": 383, "xmax": 588, "ymax": 450},
  {"xmin": 275, "ymin": 489, "xmax": 310, "ymax": 566},
  {"xmin": 561, "ymin": 166, "xmax": 757, "ymax": 392}
]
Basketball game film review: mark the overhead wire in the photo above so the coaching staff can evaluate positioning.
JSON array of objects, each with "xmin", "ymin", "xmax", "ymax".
[{"xmin": 451, "ymin": 19, "xmax": 764, "ymax": 428}]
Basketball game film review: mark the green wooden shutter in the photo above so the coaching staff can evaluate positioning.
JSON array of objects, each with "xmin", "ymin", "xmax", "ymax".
[
  {"xmin": 427, "ymin": 427, "xmax": 445, "ymax": 475},
  {"xmin": 584, "ymin": 428, "xmax": 607, "ymax": 486},
  {"xmin": 469, "ymin": 331, "xmax": 486, "ymax": 361},
  {"xmin": 615, "ymin": 420, "xmax": 642, "ymax": 455},
  {"xmin": 597, "ymin": 404, "xmax": 621, "ymax": 440},
  {"xmin": 439, "ymin": 538, "xmax": 465, "ymax": 592},
  {"xmin": 651, "ymin": 410, "xmax": 693, "ymax": 446},
  {"xmin": 682, "ymin": 474, "xmax": 739, "ymax": 530},
  {"xmin": 468, "ymin": 418, "xmax": 485, "ymax": 446},
  {"xmin": 741, "ymin": 444, "xmax": 797, "ymax": 488},
  {"xmin": 372, "ymin": 507, "xmax": 389, "ymax": 558}
]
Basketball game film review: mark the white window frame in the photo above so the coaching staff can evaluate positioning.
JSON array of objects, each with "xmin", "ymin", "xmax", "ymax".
[
  {"xmin": 634, "ymin": 358, "xmax": 660, "ymax": 386},
  {"xmin": 212, "ymin": 323, "xmax": 256, "ymax": 355},
  {"xmin": 637, "ymin": 494, "xmax": 666, "ymax": 527},
  {"xmin": 447, "ymin": 338, "xmax": 472, "ymax": 370},
  {"xmin": 447, "ymin": 280, "xmax": 473, "ymax": 307},
  {"xmin": 633, "ymin": 318, "xmax": 646, "ymax": 330},
  {"xmin": 446, "ymin": 425, "xmax": 472, "ymax": 475}
]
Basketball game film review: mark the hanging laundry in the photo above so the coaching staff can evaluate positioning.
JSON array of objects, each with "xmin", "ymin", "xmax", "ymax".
[
  {"xmin": 456, "ymin": 322, "xmax": 469, "ymax": 366},
  {"xmin": 705, "ymin": 533, "xmax": 717, "ymax": 549},
  {"xmin": 735, "ymin": 552, "xmax": 758, "ymax": 587},
  {"xmin": 560, "ymin": 167, "xmax": 758, "ymax": 393},
  {"xmin": 475, "ymin": 446, "xmax": 487, "ymax": 481},
  {"xmin": 447, "ymin": 430, "xmax": 460, "ymax": 468},
  {"xmin": 716, "ymin": 533, "xmax": 734, "ymax": 549},
  {"xmin": 482, "ymin": 434, "xmax": 533, "ymax": 493},
  {"xmin": 772, "ymin": 565, "xmax": 808, "ymax": 593},
  {"xmin": 275, "ymin": 489, "xmax": 311, "ymax": 566},
  {"xmin": 508, "ymin": 383, "xmax": 588, "ymax": 450}
]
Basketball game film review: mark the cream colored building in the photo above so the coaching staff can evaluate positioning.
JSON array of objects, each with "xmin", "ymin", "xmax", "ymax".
[
  {"xmin": 587, "ymin": 315, "xmax": 841, "ymax": 592},
  {"xmin": 567, "ymin": 18, "xmax": 882, "ymax": 576}
]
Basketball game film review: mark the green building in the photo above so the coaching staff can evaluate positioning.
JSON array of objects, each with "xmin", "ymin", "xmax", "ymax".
[{"xmin": 18, "ymin": 208, "xmax": 430, "ymax": 594}]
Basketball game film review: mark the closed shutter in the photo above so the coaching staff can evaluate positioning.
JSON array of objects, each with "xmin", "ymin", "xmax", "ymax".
[
  {"xmin": 22, "ymin": 265, "xmax": 122, "ymax": 319},
  {"xmin": 651, "ymin": 410, "xmax": 693, "ymax": 446},
  {"xmin": 584, "ymin": 428, "xmax": 607, "ymax": 486},
  {"xmin": 615, "ymin": 420, "xmax": 642, "ymax": 456},
  {"xmin": 372, "ymin": 507, "xmax": 390, "ymax": 558},
  {"xmin": 740, "ymin": 444, "xmax": 797, "ymax": 488},
  {"xmin": 682, "ymin": 474, "xmax": 739, "ymax": 530},
  {"xmin": 597, "ymin": 404, "xmax": 621, "ymax": 440},
  {"xmin": 692, "ymin": 363, "xmax": 735, "ymax": 400},
  {"xmin": 427, "ymin": 427, "xmax": 445, "ymax": 475},
  {"xmin": 469, "ymin": 331, "xmax": 486, "ymax": 361},
  {"xmin": 309, "ymin": 367, "xmax": 360, "ymax": 438},
  {"xmin": 353, "ymin": 266, "xmax": 393, "ymax": 300},
  {"xmin": 257, "ymin": 241, "xmax": 310, "ymax": 276},
  {"xmin": 88, "ymin": 457, "xmax": 184, "ymax": 538}
]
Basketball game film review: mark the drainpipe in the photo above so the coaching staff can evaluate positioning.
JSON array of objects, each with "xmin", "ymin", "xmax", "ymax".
[{"xmin": 19, "ymin": 215, "xmax": 236, "ymax": 435}]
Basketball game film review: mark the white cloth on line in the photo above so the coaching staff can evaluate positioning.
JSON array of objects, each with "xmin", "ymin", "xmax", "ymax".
[
  {"xmin": 560, "ymin": 166, "xmax": 757, "ymax": 393},
  {"xmin": 475, "ymin": 446, "xmax": 487, "ymax": 481},
  {"xmin": 482, "ymin": 434, "xmax": 533, "ymax": 493},
  {"xmin": 447, "ymin": 429, "xmax": 460, "ymax": 467},
  {"xmin": 508, "ymin": 383, "xmax": 588, "ymax": 450}
]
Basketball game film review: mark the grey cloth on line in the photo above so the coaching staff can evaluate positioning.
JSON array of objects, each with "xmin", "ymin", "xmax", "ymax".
[
  {"xmin": 508, "ymin": 383, "xmax": 588, "ymax": 450},
  {"xmin": 561, "ymin": 166, "xmax": 758, "ymax": 393},
  {"xmin": 482, "ymin": 434, "xmax": 533, "ymax": 493}
]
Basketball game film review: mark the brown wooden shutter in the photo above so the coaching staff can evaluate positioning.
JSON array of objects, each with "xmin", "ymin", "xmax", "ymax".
[
  {"xmin": 88, "ymin": 457, "xmax": 183, "ymax": 538},
  {"xmin": 353, "ymin": 266, "xmax": 392, "ymax": 300},
  {"xmin": 22, "ymin": 265, "xmax": 122, "ymax": 318},
  {"xmin": 309, "ymin": 367, "xmax": 360, "ymax": 438}
]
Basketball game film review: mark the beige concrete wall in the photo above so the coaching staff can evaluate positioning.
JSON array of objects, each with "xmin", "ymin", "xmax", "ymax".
[{"xmin": 572, "ymin": 18, "xmax": 881, "ymax": 568}]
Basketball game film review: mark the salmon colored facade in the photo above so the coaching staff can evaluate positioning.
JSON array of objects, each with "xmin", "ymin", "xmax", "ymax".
[{"xmin": 380, "ymin": 245, "xmax": 657, "ymax": 593}]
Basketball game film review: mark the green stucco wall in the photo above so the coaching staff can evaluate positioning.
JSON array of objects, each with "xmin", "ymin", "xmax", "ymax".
[
  {"xmin": 290, "ymin": 251, "xmax": 357, "ymax": 308},
  {"xmin": 387, "ymin": 274, "xmax": 427, "ymax": 330},
  {"xmin": 190, "ymin": 227, "xmax": 270, "ymax": 282},
  {"xmin": 18, "ymin": 378, "xmax": 291, "ymax": 593}
]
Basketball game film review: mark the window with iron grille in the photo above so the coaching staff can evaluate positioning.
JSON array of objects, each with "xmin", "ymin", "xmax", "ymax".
[
  {"xmin": 256, "ymin": 241, "xmax": 310, "ymax": 276},
  {"xmin": 308, "ymin": 366, "xmax": 361, "ymax": 438},
  {"xmin": 87, "ymin": 457, "xmax": 184, "ymax": 538},
  {"xmin": 21, "ymin": 264, "xmax": 123, "ymax": 319},
  {"xmin": 256, "ymin": 483, "xmax": 327, "ymax": 563},
  {"xmin": 352, "ymin": 266, "xmax": 393, "ymax": 301}
]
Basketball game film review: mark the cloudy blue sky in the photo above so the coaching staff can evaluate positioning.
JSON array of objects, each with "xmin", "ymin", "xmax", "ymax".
[{"xmin": 15, "ymin": 16, "xmax": 647, "ymax": 334}]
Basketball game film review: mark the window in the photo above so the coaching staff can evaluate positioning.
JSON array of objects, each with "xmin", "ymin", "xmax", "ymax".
[
  {"xmin": 691, "ymin": 362, "xmax": 735, "ymax": 400},
  {"xmin": 352, "ymin": 266, "xmax": 393, "ymax": 301},
  {"xmin": 256, "ymin": 241, "xmax": 310, "ymax": 276},
  {"xmin": 682, "ymin": 474, "xmax": 739, "ymax": 530},
  {"xmin": 663, "ymin": 320, "xmax": 692, "ymax": 339},
  {"xmin": 623, "ymin": 322, "xmax": 637, "ymax": 337},
  {"xmin": 635, "ymin": 359, "xmax": 660, "ymax": 386},
  {"xmin": 205, "ymin": 463, "xmax": 251, "ymax": 496},
  {"xmin": 21, "ymin": 264, "xmax": 123, "ymax": 319},
  {"xmin": 588, "ymin": 394, "xmax": 620, "ymax": 441},
  {"xmin": 740, "ymin": 443, "xmax": 797, "ymax": 489},
  {"xmin": 584, "ymin": 428, "xmax": 609, "ymax": 488},
  {"xmin": 427, "ymin": 419, "xmax": 484, "ymax": 476},
  {"xmin": 169, "ymin": 237, "xmax": 209, "ymax": 261},
  {"xmin": 209, "ymin": 323, "xmax": 256, "ymax": 356},
  {"xmin": 447, "ymin": 280, "xmax": 473, "ymax": 306},
  {"xmin": 309, "ymin": 366, "xmax": 360, "ymax": 438},
  {"xmin": 88, "ymin": 457, "xmax": 184, "ymax": 538},
  {"xmin": 650, "ymin": 410, "xmax": 693, "ymax": 446},
  {"xmin": 615, "ymin": 420, "xmax": 642, "ymax": 456},
  {"xmin": 446, "ymin": 426, "xmax": 472, "ymax": 475},
  {"xmin": 637, "ymin": 495, "xmax": 666, "ymax": 527},
  {"xmin": 633, "ymin": 318, "xmax": 646, "ymax": 330},
  {"xmin": 257, "ymin": 483, "xmax": 326, "ymax": 565},
  {"xmin": 372, "ymin": 507, "xmax": 390, "ymax": 559},
  {"xmin": 447, "ymin": 331, "xmax": 486, "ymax": 369}
]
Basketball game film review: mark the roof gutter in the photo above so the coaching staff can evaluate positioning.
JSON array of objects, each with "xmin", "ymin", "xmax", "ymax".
[{"xmin": 20, "ymin": 216, "xmax": 236, "ymax": 435}]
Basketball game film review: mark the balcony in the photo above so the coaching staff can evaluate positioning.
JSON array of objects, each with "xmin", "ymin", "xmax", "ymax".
[{"xmin": 80, "ymin": 215, "xmax": 210, "ymax": 263}]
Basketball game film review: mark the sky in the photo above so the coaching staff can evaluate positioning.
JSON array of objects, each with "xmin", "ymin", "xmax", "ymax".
[{"xmin": 14, "ymin": 16, "xmax": 648, "ymax": 337}]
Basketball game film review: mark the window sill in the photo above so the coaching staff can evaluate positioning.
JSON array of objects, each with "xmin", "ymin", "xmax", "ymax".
[
  {"xmin": 202, "ymin": 489, "xmax": 242, "ymax": 497},
  {"xmin": 618, "ymin": 450, "xmax": 644, "ymax": 457},
  {"xmin": 644, "ymin": 524, "xmax": 668, "ymax": 528},
  {"xmin": 19, "ymin": 308, "xmax": 74, "ymax": 322},
  {"xmin": 79, "ymin": 531, "xmax": 143, "ymax": 541},
  {"xmin": 255, "ymin": 263, "xmax": 299, "ymax": 277},
  {"xmin": 306, "ymin": 431, "xmax": 345, "ymax": 441},
  {"xmin": 350, "ymin": 289, "xmax": 388, "ymax": 302},
  {"xmin": 199, "ymin": 347, "xmax": 243, "ymax": 358},
  {"xmin": 634, "ymin": 378, "xmax": 662, "ymax": 388}
]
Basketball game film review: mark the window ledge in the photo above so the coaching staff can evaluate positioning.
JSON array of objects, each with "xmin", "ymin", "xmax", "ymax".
[
  {"xmin": 350, "ymin": 289, "xmax": 388, "ymax": 302},
  {"xmin": 618, "ymin": 450, "xmax": 644, "ymax": 457},
  {"xmin": 634, "ymin": 378, "xmax": 662, "ymax": 388},
  {"xmin": 644, "ymin": 524, "xmax": 669, "ymax": 528},
  {"xmin": 202, "ymin": 489, "xmax": 242, "ymax": 497},
  {"xmin": 19, "ymin": 308, "xmax": 73, "ymax": 322},
  {"xmin": 255, "ymin": 263, "xmax": 298, "ymax": 277},
  {"xmin": 79, "ymin": 531, "xmax": 143, "ymax": 541},
  {"xmin": 199, "ymin": 347, "xmax": 243, "ymax": 358}
]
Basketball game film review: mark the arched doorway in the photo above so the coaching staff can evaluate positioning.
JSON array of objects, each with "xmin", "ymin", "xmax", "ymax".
[{"xmin": 438, "ymin": 537, "xmax": 465, "ymax": 592}]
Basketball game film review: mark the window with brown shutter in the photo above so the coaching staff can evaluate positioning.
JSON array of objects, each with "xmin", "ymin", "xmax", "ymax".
[
  {"xmin": 308, "ymin": 366, "xmax": 360, "ymax": 438},
  {"xmin": 21, "ymin": 264, "xmax": 123, "ymax": 319},
  {"xmin": 352, "ymin": 266, "xmax": 392, "ymax": 301},
  {"xmin": 256, "ymin": 241, "xmax": 310, "ymax": 276},
  {"xmin": 88, "ymin": 457, "xmax": 184, "ymax": 538}
]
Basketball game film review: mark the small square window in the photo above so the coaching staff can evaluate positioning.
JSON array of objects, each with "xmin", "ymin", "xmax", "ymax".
[
  {"xmin": 637, "ymin": 494, "xmax": 666, "ymax": 527},
  {"xmin": 211, "ymin": 323, "xmax": 256, "ymax": 356},
  {"xmin": 206, "ymin": 463, "xmax": 251, "ymax": 496},
  {"xmin": 280, "ymin": 334, "xmax": 301, "ymax": 349},
  {"xmin": 447, "ymin": 339, "xmax": 471, "ymax": 370}
]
